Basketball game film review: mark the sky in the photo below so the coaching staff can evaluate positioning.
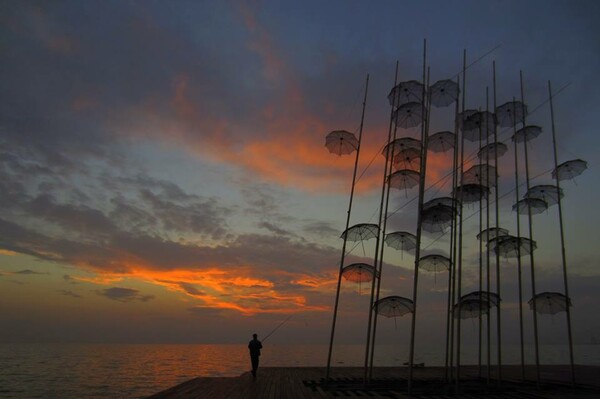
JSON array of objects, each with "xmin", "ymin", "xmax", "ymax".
[{"xmin": 1, "ymin": 0, "xmax": 599, "ymax": 359}]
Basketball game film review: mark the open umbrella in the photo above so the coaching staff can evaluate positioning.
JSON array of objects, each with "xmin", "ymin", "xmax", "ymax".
[
  {"xmin": 476, "ymin": 227, "xmax": 509, "ymax": 242},
  {"xmin": 478, "ymin": 142, "xmax": 508, "ymax": 160},
  {"xmin": 423, "ymin": 197, "xmax": 460, "ymax": 211},
  {"xmin": 325, "ymin": 130, "xmax": 359, "ymax": 156},
  {"xmin": 462, "ymin": 111, "xmax": 495, "ymax": 142},
  {"xmin": 382, "ymin": 137, "xmax": 422, "ymax": 159},
  {"xmin": 342, "ymin": 263, "xmax": 377, "ymax": 295},
  {"xmin": 385, "ymin": 231, "xmax": 417, "ymax": 254},
  {"xmin": 495, "ymin": 100, "xmax": 527, "ymax": 127},
  {"xmin": 421, "ymin": 204, "xmax": 455, "ymax": 233},
  {"xmin": 463, "ymin": 164, "xmax": 497, "ymax": 188},
  {"xmin": 528, "ymin": 292, "xmax": 572, "ymax": 315},
  {"xmin": 341, "ymin": 223, "xmax": 379, "ymax": 241},
  {"xmin": 453, "ymin": 298, "xmax": 491, "ymax": 319},
  {"xmin": 453, "ymin": 184, "xmax": 490, "ymax": 204},
  {"xmin": 461, "ymin": 291, "xmax": 501, "ymax": 307},
  {"xmin": 428, "ymin": 131, "xmax": 455, "ymax": 153},
  {"xmin": 512, "ymin": 198, "xmax": 548, "ymax": 215},
  {"xmin": 429, "ymin": 79, "xmax": 459, "ymax": 107},
  {"xmin": 490, "ymin": 235, "xmax": 537, "ymax": 258},
  {"xmin": 389, "ymin": 169, "xmax": 421, "ymax": 192},
  {"xmin": 375, "ymin": 296, "xmax": 414, "ymax": 317},
  {"xmin": 512, "ymin": 125, "xmax": 542, "ymax": 143},
  {"xmin": 552, "ymin": 159, "xmax": 588, "ymax": 182},
  {"xmin": 525, "ymin": 185, "xmax": 564, "ymax": 206},
  {"xmin": 388, "ymin": 80, "xmax": 424, "ymax": 106},
  {"xmin": 394, "ymin": 102, "xmax": 425, "ymax": 129},
  {"xmin": 393, "ymin": 148, "xmax": 421, "ymax": 171},
  {"xmin": 418, "ymin": 254, "xmax": 451, "ymax": 272}
]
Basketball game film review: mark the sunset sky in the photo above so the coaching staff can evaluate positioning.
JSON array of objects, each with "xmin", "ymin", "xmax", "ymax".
[{"xmin": 1, "ymin": 0, "xmax": 598, "ymax": 354}]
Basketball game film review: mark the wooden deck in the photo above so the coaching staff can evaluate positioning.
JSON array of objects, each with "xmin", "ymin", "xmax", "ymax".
[{"xmin": 147, "ymin": 365, "xmax": 600, "ymax": 398}]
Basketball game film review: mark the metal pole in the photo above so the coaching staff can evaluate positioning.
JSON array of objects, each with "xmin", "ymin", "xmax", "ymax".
[
  {"xmin": 407, "ymin": 38, "xmax": 428, "ymax": 394},
  {"xmin": 444, "ymin": 77, "xmax": 461, "ymax": 382},
  {"xmin": 492, "ymin": 62, "xmax": 502, "ymax": 385},
  {"xmin": 455, "ymin": 49, "xmax": 467, "ymax": 393},
  {"xmin": 547, "ymin": 80, "xmax": 575, "ymax": 386},
  {"xmin": 368, "ymin": 61, "xmax": 400, "ymax": 378},
  {"xmin": 520, "ymin": 70, "xmax": 541, "ymax": 386},
  {"xmin": 511, "ymin": 96, "xmax": 526, "ymax": 381},
  {"xmin": 485, "ymin": 86, "xmax": 492, "ymax": 385},
  {"xmin": 326, "ymin": 74, "xmax": 370, "ymax": 379}
]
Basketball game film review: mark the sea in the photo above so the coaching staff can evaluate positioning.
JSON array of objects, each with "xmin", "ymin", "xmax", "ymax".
[{"xmin": 1, "ymin": 343, "xmax": 598, "ymax": 398}]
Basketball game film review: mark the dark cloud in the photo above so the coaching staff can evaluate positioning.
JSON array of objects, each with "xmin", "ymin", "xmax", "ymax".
[
  {"xmin": 302, "ymin": 221, "xmax": 340, "ymax": 238},
  {"xmin": 258, "ymin": 221, "xmax": 293, "ymax": 237},
  {"xmin": 97, "ymin": 287, "xmax": 154, "ymax": 303},
  {"xmin": 58, "ymin": 289, "xmax": 82, "ymax": 298},
  {"xmin": 13, "ymin": 269, "xmax": 48, "ymax": 275}
]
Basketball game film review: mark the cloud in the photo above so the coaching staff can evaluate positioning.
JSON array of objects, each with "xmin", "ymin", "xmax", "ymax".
[
  {"xmin": 58, "ymin": 289, "xmax": 82, "ymax": 298},
  {"xmin": 96, "ymin": 287, "xmax": 154, "ymax": 303},
  {"xmin": 13, "ymin": 269, "xmax": 48, "ymax": 275}
]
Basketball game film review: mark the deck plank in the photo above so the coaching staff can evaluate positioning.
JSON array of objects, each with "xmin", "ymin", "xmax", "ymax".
[{"xmin": 147, "ymin": 365, "xmax": 600, "ymax": 399}]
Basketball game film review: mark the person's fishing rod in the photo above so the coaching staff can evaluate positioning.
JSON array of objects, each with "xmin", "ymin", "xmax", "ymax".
[{"xmin": 262, "ymin": 314, "xmax": 293, "ymax": 342}]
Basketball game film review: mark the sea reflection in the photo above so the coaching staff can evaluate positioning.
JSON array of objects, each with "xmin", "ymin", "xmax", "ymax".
[{"xmin": 0, "ymin": 343, "xmax": 598, "ymax": 399}]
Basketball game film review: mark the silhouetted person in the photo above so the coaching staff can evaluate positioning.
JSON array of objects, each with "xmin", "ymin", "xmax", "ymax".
[{"xmin": 248, "ymin": 333, "xmax": 263, "ymax": 379}]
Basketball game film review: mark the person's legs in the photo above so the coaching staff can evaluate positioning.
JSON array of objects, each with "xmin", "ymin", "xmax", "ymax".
[{"xmin": 251, "ymin": 355, "xmax": 259, "ymax": 378}]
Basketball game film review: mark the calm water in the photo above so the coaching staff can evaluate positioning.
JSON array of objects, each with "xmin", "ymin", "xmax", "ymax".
[{"xmin": 0, "ymin": 343, "xmax": 598, "ymax": 398}]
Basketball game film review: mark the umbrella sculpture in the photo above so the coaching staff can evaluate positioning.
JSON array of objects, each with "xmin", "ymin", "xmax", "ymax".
[
  {"xmin": 385, "ymin": 231, "xmax": 417, "ymax": 257},
  {"xmin": 423, "ymin": 197, "xmax": 460, "ymax": 211},
  {"xmin": 325, "ymin": 130, "xmax": 359, "ymax": 156},
  {"xmin": 528, "ymin": 292, "xmax": 572, "ymax": 315},
  {"xmin": 463, "ymin": 164, "xmax": 497, "ymax": 188},
  {"xmin": 429, "ymin": 79, "xmax": 460, "ymax": 107},
  {"xmin": 478, "ymin": 142, "xmax": 508, "ymax": 160},
  {"xmin": 393, "ymin": 148, "xmax": 421, "ymax": 171},
  {"xmin": 512, "ymin": 198, "xmax": 548, "ymax": 215},
  {"xmin": 461, "ymin": 291, "xmax": 501, "ymax": 307},
  {"xmin": 341, "ymin": 223, "xmax": 379, "ymax": 241},
  {"xmin": 393, "ymin": 101, "xmax": 425, "ymax": 129},
  {"xmin": 341, "ymin": 223, "xmax": 379, "ymax": 256},
  {"xmin": 490, "ymin": 235, "xmax": 537, "ymax": 258},
  {"xmin": 422, "ymin": 204, "xmax": 456, "ymax": 233},
  {"xmin": 382, "ymin": 137, "xmax": 422, "ymax": 159},
  {"xmin": 525, "ymin": 185, "xmax": 564, "ymax": 207},
  {"xmin": 513, "ymin": 125, "xmax": 543, "ymax": 143},
  {"xmin": 419, "ymin": 254, "xmax": 451, "ymax": 272},
  {"xmin": 342, "ymin": 263, "xmax": 377, "ymax": 295},
  {"xmin": 462, "ymin": 111, "xmax": 495, "ymax": 142},
  {"xmin": 476, "ymin": 227, "xmax": 509, "ymax": 242},
  {"xmin": 374, "ymin": 295, "xmax": 414, "ymax": 329},
  {"xmin": 552, "ymin": 159, "xmax": 588, "ymax": 182},
  {"xmin": 453, "ymin": 298, "xmax": 491, "ymax": 319},
  {"xmin": 428, "ymin": 131, "xmax": 455, "ymax": 153},
  {"xmin": 453, "ymin": 184, "xmax": 490, "ymax": 204},
  {"xmin": 389, "ymin": 169, "xmax": 421, "ymax": 193},
  {"xmin": 495, "ymin": 100, "xmax": 528, "ymax": 127},
  {"xmin": 387, "ymin": 80, "xmax": 424, "ymax": 106}
]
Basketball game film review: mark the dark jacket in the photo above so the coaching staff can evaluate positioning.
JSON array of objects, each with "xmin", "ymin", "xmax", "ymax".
[{"xmin": 248, "ymin": 338, "xmax": 263, "ymax": 357}]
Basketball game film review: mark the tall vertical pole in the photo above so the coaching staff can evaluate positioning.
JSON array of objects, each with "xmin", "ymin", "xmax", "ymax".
[
  {"xmin": 368, "ymin": 62, "xmax": 400, "ymax": 378},
  {"xmin": 444, "ymin": 76, "xmax": 461, "ymax": 382},
  {"xmin": 326, "ymin": 74, "xmax": 370, "ymax": 379},
  {"xmin": 492, "ymin": 62, "xmax": 502, "ymax": 385},
  {"xmin": 407, "ymin": 38, "xmax": 428, "ymax": 394},
  {"xmin": 511, "ymin": 96, "xmax": 526, "ymax": 380},
  {"xmin": 548, "ymin": 80, "xmax": 575, "ymax": 386},
  {"xmin": 485, "ymin": 87, "xmax": 492, "ymax": 385},
  {"xmin": 520, "ymin": 71, "xmax": 541, "ymax": 386},
  {"xmin": 362, "ymin": 67, "xmax": 398, "ymax": 383},
  {"xmin": 455, "ymin": 49, "xmax": 467, "ymax": 392},
  {"xmin": 478, "ymin": 103, "xmax": 484, "ymax": 378}
]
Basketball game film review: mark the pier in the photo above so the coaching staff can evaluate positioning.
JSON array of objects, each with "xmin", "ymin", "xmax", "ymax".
[{"xmin": 147, "ymin": 365, "xmax": 600, "ymax": 398}]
